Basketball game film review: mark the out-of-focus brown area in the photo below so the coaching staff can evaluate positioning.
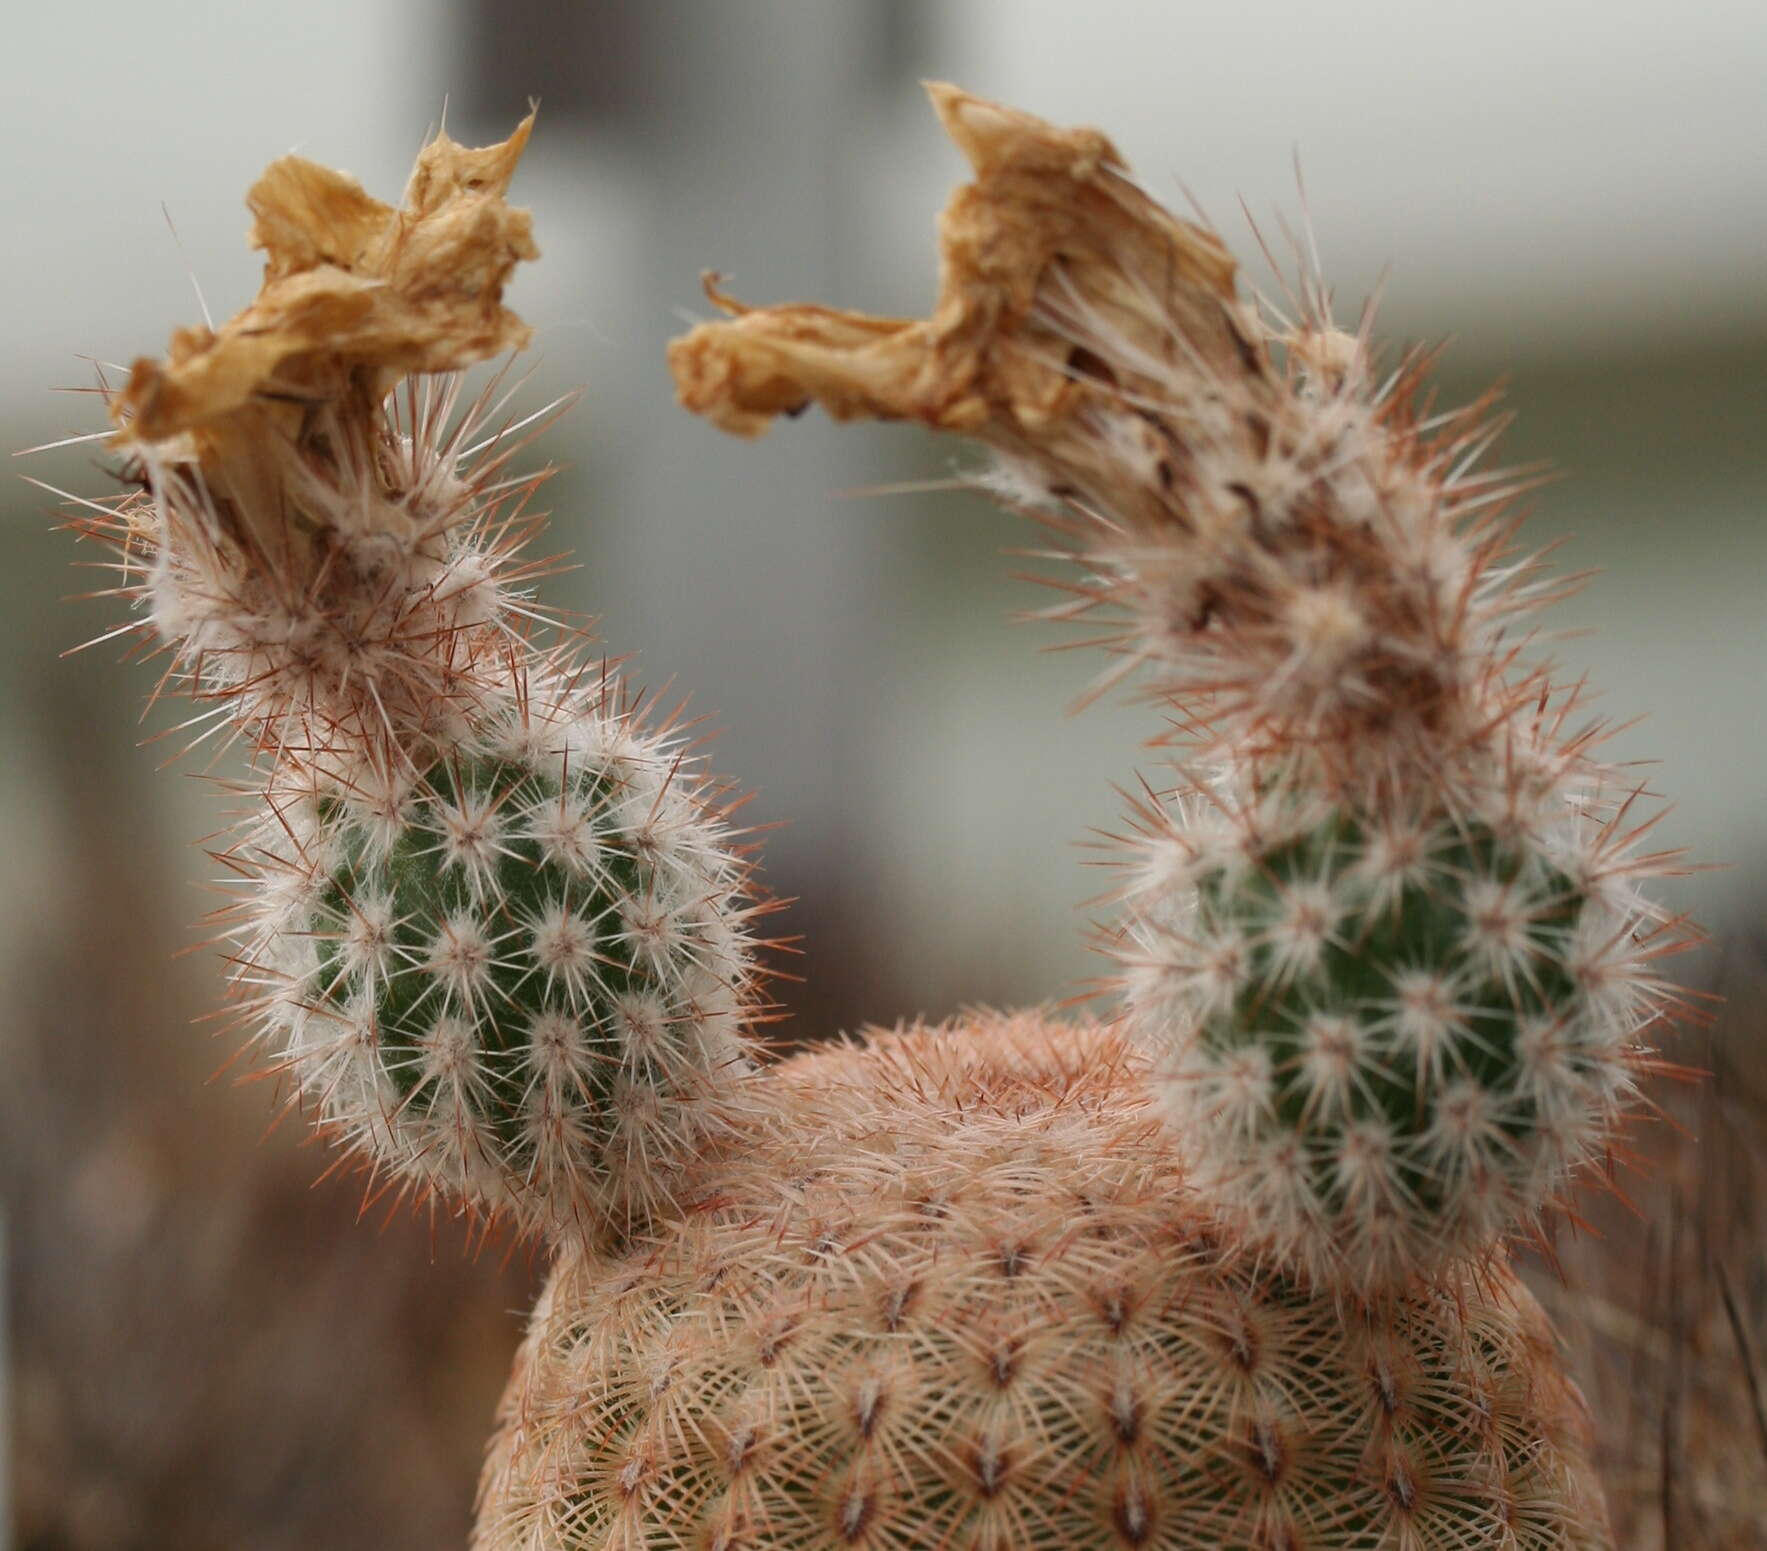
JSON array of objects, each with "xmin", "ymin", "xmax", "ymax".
[
  {"xmin": 1532, "ymin": 928, "xmax": 1767, "ymax": 1550},
  {"xmin": 0, "ymin": 678, "xmax": 537, "ymax": 1549}
]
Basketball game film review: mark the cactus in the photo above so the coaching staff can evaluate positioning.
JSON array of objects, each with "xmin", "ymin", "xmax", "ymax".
[
  {"xmin": 60, "ymin": 87, "xmax": 1693, "ymax": 1549},
  {"xmin": 671, "ymin": 85, "xmax": 1687, "ymax": 1295},
  {"xmin": 72, "ymin": 117, "xmax": 766, "ymax": 1239}
]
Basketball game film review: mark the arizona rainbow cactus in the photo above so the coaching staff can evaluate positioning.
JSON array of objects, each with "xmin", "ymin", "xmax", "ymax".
[{"xmin": 63, "ymin": 87, "xmax": 1691, "ymax": 1549}]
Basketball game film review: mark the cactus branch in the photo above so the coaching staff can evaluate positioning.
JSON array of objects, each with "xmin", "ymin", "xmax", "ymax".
[
  {"xmin": 671, "ymin": 84, "xmax": 1696, "ymax": 1293},
  {"xmin": 63, "ymin": 119, "xmax": 772, "ymax": 1241}
]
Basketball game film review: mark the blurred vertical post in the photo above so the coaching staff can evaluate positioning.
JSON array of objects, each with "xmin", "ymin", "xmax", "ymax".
[
  {"xmin": 454, "ymin": 0, "xmax": 916, "ymax": 1038},
  {"xmin": 2, "ymin": 1208, "xmax": 10, "ymax": 1551}
]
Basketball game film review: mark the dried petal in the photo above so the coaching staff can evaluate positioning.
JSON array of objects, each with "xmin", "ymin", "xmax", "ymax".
[
  {"xmin": 670, "ymin": 83, "xmax": 1250, "ymax": 483},
  {"xmin": 114, "ymin": 115, "xmax": 538, "ymax": 453}
]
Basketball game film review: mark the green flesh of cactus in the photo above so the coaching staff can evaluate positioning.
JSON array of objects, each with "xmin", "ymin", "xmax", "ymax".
[
  {"xmin": 309, "ymin": 759, "xmax": 641, "ymax": 1155},
  {"xmin": 1193, "ymin": 812, "xmax": 1591, "ymax": 1219},
  {"xmin": 279, "ymin": 740, "xmax": 753, "ymax": 1233}
]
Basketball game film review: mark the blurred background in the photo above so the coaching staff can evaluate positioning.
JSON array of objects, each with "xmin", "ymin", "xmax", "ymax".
[{"xmin": 2, "ymin": 2, "xmax": 1763, "ymax": 1546}]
